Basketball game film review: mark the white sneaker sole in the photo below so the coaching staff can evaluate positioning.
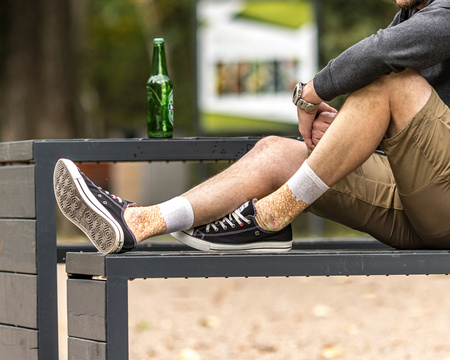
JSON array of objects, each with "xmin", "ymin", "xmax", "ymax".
[
  {"xmin": 53, "ymin": 158, "xmax": 124, "ymax": 254},
  {"xmin": 171, "ymin": 230, "xmax": 292, "ymax": 253}
]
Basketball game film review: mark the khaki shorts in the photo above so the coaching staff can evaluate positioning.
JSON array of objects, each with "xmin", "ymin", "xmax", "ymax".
[{"xmin": 308, "ymin": 89, "xmax": 450, "ymax": 249}]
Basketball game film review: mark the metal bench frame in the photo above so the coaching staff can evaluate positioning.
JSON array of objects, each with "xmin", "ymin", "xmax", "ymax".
[{"xmin": 65, "ymin": 239, "xmax": 450, "ymax": 360}]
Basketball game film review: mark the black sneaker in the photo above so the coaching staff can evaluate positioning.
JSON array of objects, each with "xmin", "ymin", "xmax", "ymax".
[
  {"xmin": 53, "ymin": 158, "xmax": 137, "ymax": 254},
  {"xmin": 171, "ymin": 199, "xmax": 292, "ymax": 253}
]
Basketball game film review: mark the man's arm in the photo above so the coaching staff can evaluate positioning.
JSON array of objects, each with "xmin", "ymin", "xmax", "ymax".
[{"xmin": 313, "ymin": 1, "xmax": 450, "ymax": 101}]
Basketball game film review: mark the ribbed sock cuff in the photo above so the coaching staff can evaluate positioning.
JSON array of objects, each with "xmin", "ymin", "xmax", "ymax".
[
  {"xmin": 158, "ymin": 196, "xmax": 194, "ymax": 233},
  {"xmin": 286, "ymin": 161, "xmax": 329, "ymax": 204}
]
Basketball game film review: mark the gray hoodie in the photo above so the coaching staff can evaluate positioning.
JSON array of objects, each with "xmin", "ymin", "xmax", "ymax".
[{"xmin": 314, "ymin": 0, "xmax": 450, "ymax": 106}]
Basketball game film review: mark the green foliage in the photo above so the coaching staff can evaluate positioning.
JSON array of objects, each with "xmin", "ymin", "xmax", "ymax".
[
  {"xmin": 320, "ymin": 0, "xmax": 398, "ymax": 65},
  {"xmin": 79, "ymin": 0, "xmax": 196, "ymax": 137},
  {"xmin": 237, "ymin": 1, "xmax": 314, "ymax": 29},
  {"xmin": 202, "ymin": 112, "xmax": 297, "ymax": 134},
  {"xmin": 80, "ymin": 0, "xmax": 149, "ymax": 136},
  {"xmin": 319, "ymin": 0, "xmax": 398, "ymax": 108}
]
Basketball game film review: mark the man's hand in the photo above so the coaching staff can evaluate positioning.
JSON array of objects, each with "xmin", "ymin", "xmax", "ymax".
[
  {"xmin": 296, "ymin": 81, "xmax": 334, "ymax": 149},
  {"xmin": 297, "ymin": 105, "xmax": 317, "ymax": 149},
  {"xmin": 297, "ymin": 103, "xmax": 338, "ymax": 149},
  {"xmin": 311, "ymin": 103, "xmax": 338, "ymax": 149}
]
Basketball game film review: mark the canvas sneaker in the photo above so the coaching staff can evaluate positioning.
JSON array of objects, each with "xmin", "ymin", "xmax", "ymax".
[
  {"xmin": 53, "ymin": 158, "xmax": 137, "ymax": 254},
  {"xmin": 171, "ymin": 199, "xmax": 293, "ymax": 252}
]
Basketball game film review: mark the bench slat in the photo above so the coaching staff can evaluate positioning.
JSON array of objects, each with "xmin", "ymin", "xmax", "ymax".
[
  {"xmin": 0, "ymin": 325, "xmax": 38, "ymax": 360},
  {"xmin": 0, "ymin": 141, "xmax": 33, "ymax": 163},
  {"xmin": 0, "ymin": 273, "xmax": 37, "ymax": 328},
  {"xmin": 68, "ymin": 337, "xmax": 106, "ymax": 360},
  {"xmin": 0, "ymin": 165, "xmax": 35, "ymax": 218},
  {"xmin": 67, "ymin": 249, "xmax": 450, "ymax": 278},
  {"xmin": 0, "ymin": 220, "xmax": 36, "ymax": 273},
  {"xmin": 67, "ymin": 278, "xmax": 106, "ymax": 342}
]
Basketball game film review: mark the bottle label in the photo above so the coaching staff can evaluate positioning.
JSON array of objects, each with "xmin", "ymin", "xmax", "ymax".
[{"xmin": 168, "ymin": 90, "xmax": 174, "ymax": 125}]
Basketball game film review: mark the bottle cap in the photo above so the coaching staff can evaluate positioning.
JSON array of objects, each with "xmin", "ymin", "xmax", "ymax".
[{"xmin": 153, "ymin": 38, "xmax": 165, "ymax": 44}]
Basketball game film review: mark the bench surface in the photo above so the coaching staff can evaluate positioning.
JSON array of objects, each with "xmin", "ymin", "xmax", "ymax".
[{"xmin": 66, "ymin": 239, "xmax": 450, "ymax": 278}]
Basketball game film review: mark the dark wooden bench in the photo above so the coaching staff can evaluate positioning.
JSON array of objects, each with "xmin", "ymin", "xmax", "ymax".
[{"xmin": 1, "ymin": 138, "xmax": 449, "ymax": 360}]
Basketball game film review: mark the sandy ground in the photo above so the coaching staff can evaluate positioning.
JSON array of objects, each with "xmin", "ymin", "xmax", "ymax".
[{"xmin": 57, "ymin": 264, "xmax": 450, "ymax": 360}]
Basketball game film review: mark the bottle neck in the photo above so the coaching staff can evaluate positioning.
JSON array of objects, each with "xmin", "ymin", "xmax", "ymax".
[{"xmin": 151, "ymin": 43, "xmax": 169, "ymax": 76}]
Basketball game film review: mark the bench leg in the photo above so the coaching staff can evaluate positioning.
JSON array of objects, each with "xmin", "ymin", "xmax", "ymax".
[
  {"xmin": 67, "ymin": 276, "xmax": 129, "ymax": 360},
  {"xmin": 105, "ymin": 276, "xmax": 129, "ymax": 359}
]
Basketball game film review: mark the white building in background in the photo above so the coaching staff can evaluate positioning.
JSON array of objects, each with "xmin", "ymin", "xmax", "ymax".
[{"xmin": 197, "ymin": 0, "xmax": 318, "ymax": 129}]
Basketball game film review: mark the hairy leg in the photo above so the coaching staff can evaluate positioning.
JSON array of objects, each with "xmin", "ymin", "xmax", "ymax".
[
  {"xmin": 125, "ymin": 136, "xmax": 308, "ymax": 241},
  {"xmin": 255, "ymin": 69, "xmax": 432, "ymax": 231},
  {"xmin": 310, "ymin": 68, "xmax": 431, "ymax": 185},
  {"xmin": 183, "ymin": 136, "xmax": 308, "ymax": 225}
]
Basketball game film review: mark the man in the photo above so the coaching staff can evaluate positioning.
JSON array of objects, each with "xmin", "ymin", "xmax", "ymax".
[{"xmin": 54, "ymin": 0, "xmax": 450, "ymax": 254}]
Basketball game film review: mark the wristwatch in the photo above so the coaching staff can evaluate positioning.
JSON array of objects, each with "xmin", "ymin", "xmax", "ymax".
[{"xmin": 292, "ymin": 82, "xmax": 320, "ymax": 112}]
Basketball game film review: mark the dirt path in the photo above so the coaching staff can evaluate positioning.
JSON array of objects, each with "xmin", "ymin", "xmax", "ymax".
[{"xmin": 58, "ymin": 265, "xmax": 450, "ymax": 360}]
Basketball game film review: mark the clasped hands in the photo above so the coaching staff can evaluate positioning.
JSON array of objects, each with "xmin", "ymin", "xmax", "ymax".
[{"xmin": 296, "ymin": 81, "xmax": 338, "ymax": 150}]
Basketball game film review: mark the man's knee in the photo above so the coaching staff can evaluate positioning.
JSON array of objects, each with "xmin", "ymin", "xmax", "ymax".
[
  {"xmin": 254, "ymin": 136, "xmax": 307, "ymax": 159},
  {"xmin": 362, "ymin": 68, "xmax": 428, "ymax": 94},
  {"xmin": 252, "ymin": 136, "xmax": 308, "ymax": 186},
  {"xmin": 349, "ymin": 68, "xmax": 432, "ymax": 137}
]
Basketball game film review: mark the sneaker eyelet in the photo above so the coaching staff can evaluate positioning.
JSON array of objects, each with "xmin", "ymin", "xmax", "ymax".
[{"xmin": 231, "ymin": 224, "xmax": 235, "ymax": 228}]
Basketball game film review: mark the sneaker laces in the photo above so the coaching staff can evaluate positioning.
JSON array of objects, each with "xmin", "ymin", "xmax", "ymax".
[
  {"xmin": 80, "ymin": 169, "xmax": 124, "ymax": 204},
  {"xmin": 102, "ymin": 189, "xmax": 123, "ymax": 204},
  {"xmin": 206, "ymin": 209, "xmax": 252, "ymax": 232}
]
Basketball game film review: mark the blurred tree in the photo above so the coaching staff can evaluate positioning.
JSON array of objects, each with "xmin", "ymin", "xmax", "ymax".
[
  {"xmin": 319, "ymin": 0, "xmax": 398, "ymax": 108},
  {"xmin": 0, "ymin": 0, "xmax": 81, "ymax": 141},
  {"xmin": 320, "ymin": 0, "xmax": 398, "ymax": 65},
  {"xmin": 79, "ymin": 0, "xmax": 197, "ymax": 137}
]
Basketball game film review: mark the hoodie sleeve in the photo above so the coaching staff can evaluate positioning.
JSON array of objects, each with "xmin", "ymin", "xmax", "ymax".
[{"xmin": 313, "ymin": 0, "xmax": 450, "ymax": 101}]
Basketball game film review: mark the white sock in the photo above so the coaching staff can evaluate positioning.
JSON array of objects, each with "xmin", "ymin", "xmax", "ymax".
[
  {"xmin": 255, "ymin": 160, "xmax": 330, "ymax": 232},
  {"xmin": 286, "ymin": 160, "xmax": 330, "ymax": 204},
  {"xmin": 157, "ymin": 196, "xmax": 194, "ymax": 233}
]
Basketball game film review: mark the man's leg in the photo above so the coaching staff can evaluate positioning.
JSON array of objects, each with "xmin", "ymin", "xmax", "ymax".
[
  {"xmin": 310, "ymin": 84, "xmax": 450, "ymax": 249},
  {"xmin": 124, "ymin": 136, "xmax": 308, "ymax": 240},
  {"xmin": 254, "ymin": 69, "xmax": 432, "ymax": 231},
  {"xmin": 54, "ymin": 136, "xmax": 309, "ymax": 253},
  {"xmin": 307, "ymin": 152, "xmax": 426, "ymax": 249},
  {"xmin": 308, "ymin": 68, "xmax": 431, "ymax": 185}
]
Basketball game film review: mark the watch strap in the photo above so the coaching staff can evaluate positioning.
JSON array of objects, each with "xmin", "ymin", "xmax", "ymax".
[{"xmin": 292, "ymin": 82, "xmax": 320, "ymax": 112}]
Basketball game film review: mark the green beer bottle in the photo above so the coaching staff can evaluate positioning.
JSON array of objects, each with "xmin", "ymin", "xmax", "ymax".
[{"xmin": 147, "ymin": 38, "xmax": 173, "ymax": 138}]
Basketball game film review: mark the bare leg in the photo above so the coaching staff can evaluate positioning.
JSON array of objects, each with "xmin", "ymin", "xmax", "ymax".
[
  {"xmin": 183, "ymin": 137, "xmax": 308, "ymax": 225},
  {"xmin": 124, "ymin": 136, "xmax": 308, "ymax": 241},
  {"xmin": 310, "ymin": 68, "xmax": 431, "ymax": 185},
  {"xmin": 255, "ymin": 68, "xmax": 432, "ymax": 231}
]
